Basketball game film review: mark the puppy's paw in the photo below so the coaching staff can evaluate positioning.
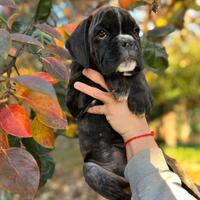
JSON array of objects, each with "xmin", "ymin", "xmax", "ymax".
[{"xmin": 127, "ymin": 91, "xmax": 152, "ymax": 116}]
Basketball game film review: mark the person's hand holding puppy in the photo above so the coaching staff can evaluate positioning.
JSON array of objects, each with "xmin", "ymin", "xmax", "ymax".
[{"xmin": 74, "ymin": 68, "xmax": 157, "ymax": 159}]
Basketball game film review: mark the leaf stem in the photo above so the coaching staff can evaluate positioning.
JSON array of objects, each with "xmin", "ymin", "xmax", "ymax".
[{"xmin": 0, "ymin": 16, "xmax": 7, "ymax": 25}]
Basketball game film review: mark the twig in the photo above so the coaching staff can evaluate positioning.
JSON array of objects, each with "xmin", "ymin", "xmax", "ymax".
[{"xmin": 14, "ymin": 64, "xmax": 20, "ymax": 76}]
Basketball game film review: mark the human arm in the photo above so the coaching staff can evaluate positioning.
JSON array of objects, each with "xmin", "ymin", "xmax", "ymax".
[{"xmin": 73, "ymin": 68, "xmax": 198, "ymax": 200}]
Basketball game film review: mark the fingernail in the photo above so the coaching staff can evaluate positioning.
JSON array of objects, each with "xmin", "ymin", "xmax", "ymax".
[
  {"xmin": 87, "ymin": 107, "xmax": 92, "ymax": 113},
  {"xmin": 74, "ymin": 82, "xmax": 80, "ymax": 89},
  {"xmin": 82, "ymin": 68, "xmax": 89, "ymax": 74}
]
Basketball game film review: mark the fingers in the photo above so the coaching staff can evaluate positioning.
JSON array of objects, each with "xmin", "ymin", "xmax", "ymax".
[
  {"xmin": 74, "ymin": 82, "xmax": 114, "ymax": 104},
  {"xmin": 87, "ymin": 105, "xmax": 107, "ymax": 115},
  {"xmin": 82, "ymin": 68, "xmax": 109, "ymax": 91}
]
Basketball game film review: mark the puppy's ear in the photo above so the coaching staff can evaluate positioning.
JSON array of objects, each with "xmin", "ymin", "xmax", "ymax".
[{"xmin": 65, "ymin": 16, "xmax": 92, "ymax": 67}]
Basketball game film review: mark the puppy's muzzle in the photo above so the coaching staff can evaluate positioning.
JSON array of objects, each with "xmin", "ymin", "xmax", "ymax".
[{"xmin": 118, "ymin": 34, "xmax": 138, "ymax": 52}]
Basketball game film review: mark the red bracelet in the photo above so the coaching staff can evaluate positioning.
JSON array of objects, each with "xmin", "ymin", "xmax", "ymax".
[{"xmin": 124, "ymin": 131, "xmax": 155, "ymax": 146}]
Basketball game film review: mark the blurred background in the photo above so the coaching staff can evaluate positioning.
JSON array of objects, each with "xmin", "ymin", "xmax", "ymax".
[{"xmin": 0, "ymin": 0, "xmax": 200, "ymax": 199}]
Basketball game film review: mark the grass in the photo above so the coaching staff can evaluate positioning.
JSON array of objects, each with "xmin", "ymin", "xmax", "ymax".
[{"xmin": 163, "ymin": 146, "xmax": 200, "ymax": 184}]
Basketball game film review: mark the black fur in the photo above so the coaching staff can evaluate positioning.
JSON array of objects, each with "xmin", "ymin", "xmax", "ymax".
[{"xmin": 66, "ymin": 7, "xmax": 152, "ymax": 200}]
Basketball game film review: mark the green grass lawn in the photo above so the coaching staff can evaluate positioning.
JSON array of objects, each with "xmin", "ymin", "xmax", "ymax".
[{"xmin": 163, "ymin": 146, "xmax": 200, "ymax": 184}]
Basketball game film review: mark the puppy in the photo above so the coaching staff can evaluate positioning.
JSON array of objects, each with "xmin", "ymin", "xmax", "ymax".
[{"xmin": 65, "ymin": 7, "xmax": 152, "ymax": 200}]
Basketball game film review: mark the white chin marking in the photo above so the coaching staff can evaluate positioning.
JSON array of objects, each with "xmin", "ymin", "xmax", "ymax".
[
  {"xmin": 123, "ymin": 72, "xmax": 133, "ymax": 76},
  {"xmin": 116, "ymin": 60, "xmax": 136, "ymax": 75}
]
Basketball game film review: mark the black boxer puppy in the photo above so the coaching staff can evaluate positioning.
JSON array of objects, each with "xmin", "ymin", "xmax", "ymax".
[{"xmin": 65, "ymin": 7, "xmax": 152, "ymax": 200}]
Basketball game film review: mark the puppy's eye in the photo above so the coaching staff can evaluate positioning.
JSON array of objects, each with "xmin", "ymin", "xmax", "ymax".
[
  {"xmin": 97, "ymin": 30, "xmax": 108, "ymax": 39},
  {"xmin": 131, "ymin": 26, "xmax": 140, "ymax": 37},
  {"xmin": 132, "ymin": 27, "xmax": 140, "ymax": 36}
]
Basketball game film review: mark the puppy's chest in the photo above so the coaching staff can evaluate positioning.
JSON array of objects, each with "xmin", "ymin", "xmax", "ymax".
[{"xmin": 105, "ymin": 76, "xmax": 131, "ymax": 101}]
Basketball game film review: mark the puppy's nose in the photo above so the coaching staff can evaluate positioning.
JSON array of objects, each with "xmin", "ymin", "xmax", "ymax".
[
  {"xmin": 118, "ymin": 35, "xmax": 134, "ymax": 49},
  {"xmin": 120, "ymin": 40, "xmax": 134, "ymax": 48}
]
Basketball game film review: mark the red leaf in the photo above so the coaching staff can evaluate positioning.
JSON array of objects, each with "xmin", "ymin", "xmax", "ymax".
[
  {"xmin": 119, "ymin": 0, "xmax": 151, "ymax": 10},
  {"xmin": 0, "ymin": 104, "xmax": 32, "ymax": 138},
  {"xmin": 16, "ymin": 90, "xmax": 68, "ymax": 129},
  {"xmin": 41, "ymin": 57, "xmax": 69, "ymax": 82},
  {"xmin": 0, "ymin": 129, "xmax": 9, "ymax": 149},
  {"xmin": 8, "ymin": 47, "xmax": 17, "ymax": 57},
  {"xmin": 33, "ymin": 72, "xmax": 58, "ymax": 85},
  {"xmin": 35, "ymin": 24, "xmax": 63, "ymax": 41},
  {"xmin": 0, "ymin": 148, "xmax": 40, "ymax": 197},
  {"xmin": 63, "ymin": 19, "xmax": 82, "ymax": 35}
]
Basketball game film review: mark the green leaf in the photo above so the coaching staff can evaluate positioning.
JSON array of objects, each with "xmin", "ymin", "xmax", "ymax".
[
  {"xmin": 190, "ymin": 4, "xmax": 200, "ymax": 11},
  {"xmin": 129, "ymin": 1, "xmax": 148, "ymax": 9},
  {"xmin": 169, "ymin": 7, "xmax": 186, "ymax": 30},
  {"xmin": 147, "ymin": 25, "xmax": 175, "ymax": 38},
  {"xmin": 11, "ymin": 21, "xmax": 27, "ymax": 33},
  {"xmin": 35, "ymin": 0, "xmax": 53, "ymax": 23},
  {"xmin": 22, "ymin": 138, "xmax": 55, "ymax": 188},
  {"xmin": 0, "ymin": 16, "xmax": 7, "ymax": 26},
  {"xmin": 141, "ymin": 36, "xmax": 169, "ymax": 74},
  {"xmin": 39, "ymin": 155, "xmax": 55, "ymax": 180},
  {"xmin": 22, "ymin": 138, "xmax": 52, "ymax": 155},
  {"xmin": 0, "ymin": 29, "xmax": 11, "ymax": 60},
  {"xmin": 7, "ymin": 135, "xmax": 21, "ymax": 147}
]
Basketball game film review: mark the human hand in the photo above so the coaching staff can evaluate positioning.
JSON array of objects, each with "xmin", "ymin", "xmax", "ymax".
[{"xmin": 74, "ymin": 68, "xmax": 150, "ymax": 141}]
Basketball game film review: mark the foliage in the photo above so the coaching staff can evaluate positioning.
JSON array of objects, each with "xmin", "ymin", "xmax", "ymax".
[
  {"xmin": 0, "ymin": 0, "xmax": 199, "ymax": 198},
  {"xmin": 0, "ymin": 0, "xmax": 70, "ymax": 197},
  {"xmin": 164, "ymin": 146, "xmax": 200, "ymax": 184},
  {"xmin": 148, "ymin": 35, "xmax": 200, "ymax": 119}
]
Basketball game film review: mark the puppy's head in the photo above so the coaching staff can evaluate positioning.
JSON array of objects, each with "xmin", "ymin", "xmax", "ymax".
[{"xmin": 66, "ymin": 7, "xmax": 143, "ymax": 76}]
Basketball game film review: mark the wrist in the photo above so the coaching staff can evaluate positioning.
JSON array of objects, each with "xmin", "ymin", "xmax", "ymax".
[
  {"xmin": 125, "ymin": 136, "xmax": 158, "ymax": 160},
  {"xmin": 124, "ymin": 131, "xmax": 155, "ymax": 146},
  {"xmin": 122, "ymin": 120, "xmax": 150, "ymax": 141}
]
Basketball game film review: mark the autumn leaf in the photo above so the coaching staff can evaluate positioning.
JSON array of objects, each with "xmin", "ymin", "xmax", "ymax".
[
  {"xmin": 10, "ymin": 33, "xmax": 44, "ymax": 48},
  {"xmin": 8, "ymin": 47, "xmax": 17, "ymax": 57},
  {"xmin": 38, "ymin": 114, "xmax": 68, "ymax": 129},
  {"xmin": 63, "ymin": 19, "xmax": 81, "ymax": 35},
  {"xmin": 13, "ymin": 75, "xmax": 57, "ymax": 98},
  {"xmin": 0, "ymin": 29, "xmax": 11, "ymax": 60},
  {"xmin": 40, "ymin": 57, "xmax": 69, "ymax": 82},
  {"xmin": 17, "ymin": 90, "xmax": 62, "ymax": 117},
  {"xmin": 0, "ymin": 104, "xmax": 32, "ymax": 138},
  {"xmin": 54, "ymin": 26, "xmax": 69, "ymax": 47},
  {"xmin": 7, "ymin": 13, "xmax": 20, "ymax": 30},
  {"xmin": 32, "ymin": 117, "xmax": 54, "ymax": 149},
  {"xmin": 16, "ymin": 90, "xmax": 68, "ymax": 129},
  {"xmin": 0, "ymin": 148, "xmax": 40, "ymax": 197},
  {"xmin": 33, "ymin": 72, "xmax": 58, "ymax": 85},
  {"xmin": 65, "ymin": 123, "xmax": 77, "ymax": 138},
  {"xmin": 35, "ymin": 24, "xmax": 63, "ymax": 41},
  {"xmin": 0, "ymin": 0, "xmax": 17, "ymax": 8},
  {"xmin": 119, "ymin": 0, "xmax": 150, "ymax": 10},
  {"xmin": 0, "ymin": 129, "xmax": 9, "ymax": 149},
  {"xmin": 45, "ymin": 44, "xmax": 71, "ymax": 59}
]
